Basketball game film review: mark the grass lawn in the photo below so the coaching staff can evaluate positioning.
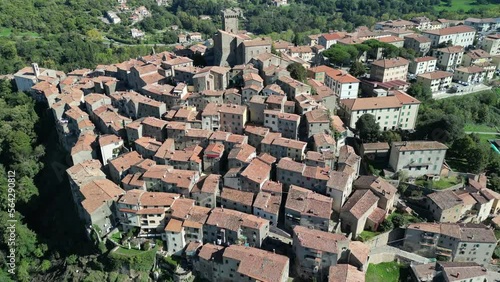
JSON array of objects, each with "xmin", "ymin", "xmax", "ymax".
[
  {"xmin": 114, "ymin": 246, "xmax": 145, "ymax": 256},
  {"xmin": 415, "ymin": 176, "xmax": 461, "ymax": 190},
  {"xmin": 432, "ymin": 176, "xmax": 461, "ymax": 189},
  {"xmin": 366, "ymin": 261, "xmax": 404, "ymax": 282},
  {"xmin": 464, "ymin": 123, "xmax": 498, "ymax": 133},
  {"xmin": 359, "ymin": 230, "xmax": 380, "ymax": 242},
  {"xmin": 475, "ymin": 133, "xmax": 499, "ymax": 144},
  {"xmin": 435, "ymin": 0, "xmax": 497, "ymax": 11}
]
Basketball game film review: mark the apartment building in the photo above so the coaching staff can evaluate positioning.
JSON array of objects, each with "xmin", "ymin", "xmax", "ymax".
[
  {"xmin": 454, "ymin": 66, "xmax": 492, "ymax": 84},
  {"xmin": 340, "ymin": 91, "xmax": 421, "ymax": 131},
  {"xmin": 462, "ymin": 49, "xmax": 492, "ymax": 67},
  {"xmin": 354, "ymin": 176, "xmax": 397, "ymax": 212},
  {"xmin": 433, "ymin": 46, "xmax": 464, "ymax": 71},
  {"xmin": 277, "ymin": 157, "xmax": 331, "ymax": 194},
  {"xmin": 218, "ymin": 103, "xmax": 247, "ymax": 134},
  {"xmin": 253, "ymin": 191, "xmax": 281, "ymax": 226},
  {"xmin": 116, "ymin": 189, "xmax": 180, "ymax": 236},
  {"xmin": 323, "ymin": 68, "xmax": 360, "ymax": 100},
  {"xmin": 318, "ymin": 32, "xmax": 346, "ymax": 49},
  {"xmin": 240, "ymin": 157, "xmax": 272, "ymax": 193},
  {"xmin": 134, "ymin": 136, "xmax": 162, "ymax": 159},
  {"xmin": 293, "ymin": 226, "xmax": 349, "ymax": 281},
  {"xmin": 203, "ymin": 207, "xmax": 269, "ymax": 247},
  {"xmin": 76, "ymin": 179, "xmax": 123, "ymax": 237},
  {"xmin": 193, "ymin": 66, "xmax": 230, "ymax": 92},
  {"xmin": 404, "ymin": 34, "xmax": 432, "ymax": 56},
  {"xmin": 480, "ymin": 33, "xmax": 500, "ymax": 56},
  {"xmin": 108, "ymin": 151, "xmax": 143, "ymax": 183},
  {"xmin": 66, "ymin": 159, "xmax": 106, "ymax": 210},
  {"xmin": 285, "ymin": 185, "xmax": 333, "ymax": 232},
  {"xmin": 305, "ymin": 108, "xmax": 332, "ymax": 138},
  {"xmin": 464, "ymin": 17, "xmax": 499, "ymax": 32},
  {"xmin": 220, "ymin": 188, "xmax": 254, "ymax": 214},
  {"xmin": 191, "ymin": 174, "xmax": 220, "ymax": 208},
  {"xmin": 326, "ymin": 171, "xmax": 354, "ymax": 212},
  {"xmin": 409, "ymin": 56, "xmax": 437, "ymax": 75},
  {"xmin": 422, "ymin": 25, "xmax": 476, "ymax": 48},
  {"xmin": 338, "ymin": 145, "xmax": 361, "ymax": 178},
  {"xmin": 70, "ymin": 133, "xmax": 96, "ymax": 166},
  {"xmin": 411, "ymin": 262, "xmax": 488, "ymax": 282},
  {"xmin": 404, "ymin": 222, "xmax": 497, "ymax": 266},
  {"xmin": 203, "ymin": 143, "xmax": 224, "ymax": 173},
  {"xmin": 166, "ymin": 145, "xmax": 203, "ymax": 173},
  {"xmin": 389, "ymin": 141, "xmax": 448, "ymax": 177},
  {"xmin": 416, "ymin": 71, "xmax": 453, "ymax": 93},
  {"xmin": 263, "ymin": 110, "xmax": 301, "ymax": 139},
  {"xmin": 340, "ymin": 189, "xmax": 382, "ymax": 237},
  {"xmin": 163, "ymin": 199, "xmax": 211, "ymax": 255},
  {"xmin": 194, "ymin": 244, "xmax": 289, "ymax": 282},
  {"xmin": 328, "ymin": 264, "xmax": 366, "ymax": 282},
  {"xmin": 277, "ymin": 75, "xmax": 312, "ymax": 99},
  {"xmin": 425, "ymin": 190, "xmax": 464, "ymax": 223},
  {"xmin": 370, "ymin": 57, "xmax": 409, "ymax": 83},
  {"xmin": 227, "ymin": 143, "xmax": 256, "ymax": 169},
  {"xmin": 141, "ymin": 117, "xmax": 167, "ymax": 141},
  {"xmin": 261, "ymin": 134, "xmax": 307, "ymax": 161}
]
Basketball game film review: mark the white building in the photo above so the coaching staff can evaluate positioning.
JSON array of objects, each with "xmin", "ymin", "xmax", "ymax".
[
  {"xmin": 340, "ymin": 91, "xmax": 421, "ymax": 131},
  {"xmin": 416, "ymin": 71, "xmax": 453, "ymax": 93},
  {"xmin": 389, "ymin": 141, "xmax": 448, "ymax": 177},
  {"xmin": 422, "ymin": 25, "xmax": 476, "ymax": 48},
  {"xmin": 409, "ymin": 56, "xmax": 437, "ymax": 75},
  {"xmin": 324, "ymin": 69, "xmax": 360, "ymax": 99}
]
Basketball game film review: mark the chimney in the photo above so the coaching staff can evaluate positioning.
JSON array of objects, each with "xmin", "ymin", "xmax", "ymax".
[{"xmin": 32, "ymin": 63, "xmax": 40, "ymax": 78}]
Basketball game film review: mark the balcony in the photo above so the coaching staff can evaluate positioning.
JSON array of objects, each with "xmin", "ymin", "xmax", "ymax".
[
  {"xmin": 420, "ymin": 240, "xmax": 436, "ymax": 247},
  {"xmin": 436, "ymin": 246, "xmax": 452, "ymax": 257}
]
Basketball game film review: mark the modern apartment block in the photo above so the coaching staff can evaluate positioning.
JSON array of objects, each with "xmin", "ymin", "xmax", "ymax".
[
  {"xmin": 422, "ymin": 25, "xmax": 476, "ymax": 48},
  {"xmin": 369, "ymin": 57, "xmax": 409, "ymax": 83}
]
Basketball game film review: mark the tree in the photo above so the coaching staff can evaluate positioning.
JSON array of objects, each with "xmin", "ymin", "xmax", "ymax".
[
  {"xmin": 287, "ymin": 62, "xmax": 307, "ymax": 82},
  {"xmin": 407, "ymin": 82, "xmax": 432, "ymax": 101},
  {"xmin": 391, "ymin": 214, "xmax": 407, "ymax": 228},
  {"xmin": 379, "ymin": 219, "xmax": 394, "ymax": 232},
  {"xmin": 415, "ymin": 115, "xmax": 464, "ymax": 145},
  {"xmin": 162, "ymin": 31, "xmax": 178, "ymax": 44},
  {"xmin": 489, "ymin": 174, "xmax": 500, "ymax": 192},
  {"xmin": 355, "ymin": 114, "xmax": 380, "ymax": 142},
  {"xmin": 380, "ymin": 130, "xmax": 402, "ymax": 143},
  {"xmin": 349, "ymin": 61, "xmax": 366, "ymax": 77}
]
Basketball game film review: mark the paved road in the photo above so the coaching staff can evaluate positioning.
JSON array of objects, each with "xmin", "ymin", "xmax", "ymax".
[
  {"xmin": 465, "ymin": 131, "xmax": 499, "ymax": 135},
  {"xmin": 433, "ymin": 84, "xmax": 492, "ymax": 100}
]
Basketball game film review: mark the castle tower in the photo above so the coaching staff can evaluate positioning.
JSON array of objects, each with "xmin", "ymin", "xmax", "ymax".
[{"xmin": 222, "ymin": 8, "xmax": 240, "ymax": 34}]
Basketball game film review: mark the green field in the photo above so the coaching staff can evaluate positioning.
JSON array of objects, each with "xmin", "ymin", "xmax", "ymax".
[
  {"xmin": 464, "ymin": 123, "xmax": 499, "ymax": 133},
  {"xmin": 0, "ymin": 27, "xmax": 39, "ymax": 37},
  {"xmin": 435, "ymin": 0, "xmax": 498, "ymax": 11},
  {"xmin": 366, "ymin": 262, "xmax": 406, "ymax": 282}
]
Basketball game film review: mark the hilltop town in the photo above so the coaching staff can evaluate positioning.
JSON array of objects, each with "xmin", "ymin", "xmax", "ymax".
[{"xmin": 9, "ymin": 7, "xmax": 500, "ymax": 282}]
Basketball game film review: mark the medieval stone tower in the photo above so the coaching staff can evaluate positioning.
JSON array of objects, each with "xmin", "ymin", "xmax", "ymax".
[{"xmin": 222, "ymin": 8, "xmax": 241, "ymax": 34}]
